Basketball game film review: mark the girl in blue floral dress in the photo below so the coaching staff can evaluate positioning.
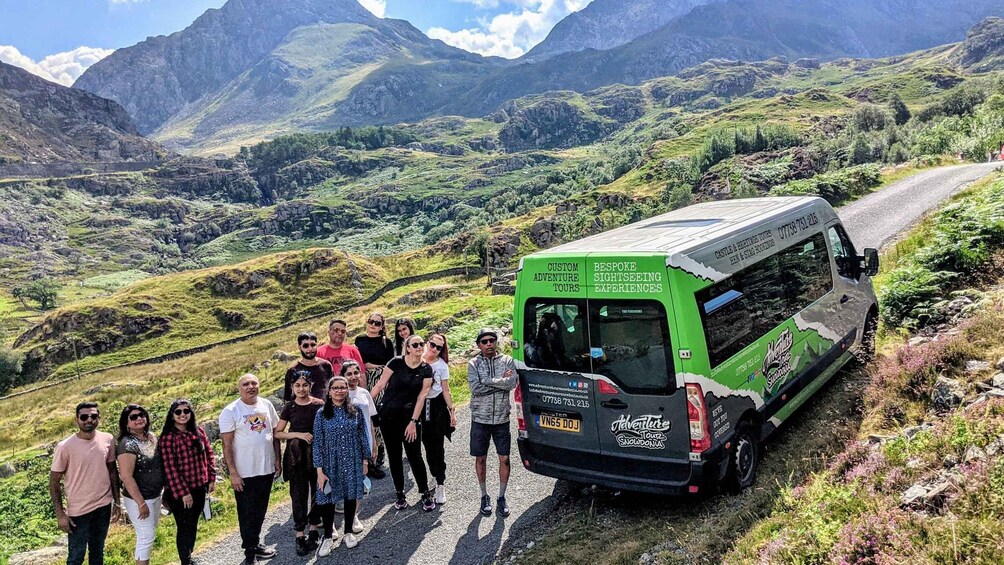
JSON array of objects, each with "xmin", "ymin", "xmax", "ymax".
[{"xmin": 313, "ymin": 376, "xmax": 372, "ymax": 555}]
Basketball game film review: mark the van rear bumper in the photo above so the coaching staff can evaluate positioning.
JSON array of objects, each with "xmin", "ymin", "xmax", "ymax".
[{"xmin": 516, "ymin": 438, "xmax": 729, "ymax": 495}]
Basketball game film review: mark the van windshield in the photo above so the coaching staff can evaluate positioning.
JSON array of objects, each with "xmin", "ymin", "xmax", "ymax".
[{"xmin": 523, "ymin": 298, "xmax": 674, "ymax": 394}]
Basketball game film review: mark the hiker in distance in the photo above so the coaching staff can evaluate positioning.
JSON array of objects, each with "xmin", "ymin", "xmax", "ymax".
[{"xmin": 467, "ymin": 328, "xmax": 518, "ymax": 518}]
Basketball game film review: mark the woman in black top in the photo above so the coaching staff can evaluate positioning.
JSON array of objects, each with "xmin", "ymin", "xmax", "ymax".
[
  {"xmin": 117, "ymin": 404, "xmax": 163, "ymax": 565},
  {"xmin": 355, "ymin": 312, "xmax": 395, "ymax": 387},
  {"xmin": 393, "ymin": 318, "xmax": 416, "ymax": 356},
  {"xmin": 370, "ymin": 334, "xmax": 436, "ymax": 512}
]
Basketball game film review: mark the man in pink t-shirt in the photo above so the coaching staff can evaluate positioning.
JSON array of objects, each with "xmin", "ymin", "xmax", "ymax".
[
  {"xmin": 316, "ymin": 319, "xmax": 365, "ymax": 373},
  {"xmin": 49, "ymin": 402, "xmax": 120, "ymax": 565}
]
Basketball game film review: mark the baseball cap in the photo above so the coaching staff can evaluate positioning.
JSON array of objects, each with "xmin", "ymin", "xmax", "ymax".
[{"xmin": 476, "ymin": 328, "xmax": 498, "ymax": 342}]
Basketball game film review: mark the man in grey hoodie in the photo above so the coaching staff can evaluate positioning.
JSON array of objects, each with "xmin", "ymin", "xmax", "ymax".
[{"xmin": 467, "ymin": 327, "xmax": 518, "ymax": 518}]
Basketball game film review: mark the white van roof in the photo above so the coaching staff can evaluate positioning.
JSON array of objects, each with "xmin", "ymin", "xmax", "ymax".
[{"xmin": 537, "ymin": 196, "xmax": 831, "ymax": 257}]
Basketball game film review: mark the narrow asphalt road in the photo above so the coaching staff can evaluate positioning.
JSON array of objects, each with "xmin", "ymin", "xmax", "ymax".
[
  {"xmin": 837, "ymin": 161, "xmax": 1001, "ymax": 249},
  {"xmin": 195, "ymin": 162, "xmax": 1000, "ymax": 565},
  {"xmin": 195, "ymin": 408, "xmax": 558, "ymax": 565}
]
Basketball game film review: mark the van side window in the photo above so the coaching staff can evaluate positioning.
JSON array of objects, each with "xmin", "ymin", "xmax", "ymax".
[
  {"xmin": 590, "ymin": 300, "xmax": 674, "ymax": 394},
  {"xmin": 778, "ymin": 232, "xmax": 833, "ymax": 316},
  {"xmin": 827, "ymin": 225, "xmax": 858, "ymax": 279},
  {"xmin": 697, "ymin": 232, "xmax": 832, "ymax": 368},
  {"xmin": 696, "ymin": 256, "xmax": 786, "ymax": 367},
  {"xmin": 523, "ymin": 299, "xmax": 591, "ymax": 373}
]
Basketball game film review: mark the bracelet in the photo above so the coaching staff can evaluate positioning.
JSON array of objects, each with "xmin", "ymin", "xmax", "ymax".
[{"xmin": 410, "ymin": 418, "xmax": 419, "ymax": 423}]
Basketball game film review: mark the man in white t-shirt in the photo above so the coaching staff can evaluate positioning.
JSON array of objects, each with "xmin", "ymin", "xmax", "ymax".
[{"xmin": 220, "ymin": 374, "xmax": 281, "ymax": 565}]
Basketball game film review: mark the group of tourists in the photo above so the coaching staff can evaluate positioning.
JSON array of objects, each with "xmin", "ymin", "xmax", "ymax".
[{"xmin": 48, "ymin": 313, "xmax": 519, "ymax": 565}]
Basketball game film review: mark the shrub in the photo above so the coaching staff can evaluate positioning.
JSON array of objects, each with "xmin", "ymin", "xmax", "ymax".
[
  {"xmin": 828, "ymin": 508, "xmax": 915, "ymax": 564},
  {"xmin": 0, "ymin": 346, "xmax": 24, "ymax": 394},
  {"xmin": 877, "ymin": 265, "xmax": 955, "ymax": 327},
  {"xmin": 771, "ymin": 164, "xmax": 881, "ymax": 204}
]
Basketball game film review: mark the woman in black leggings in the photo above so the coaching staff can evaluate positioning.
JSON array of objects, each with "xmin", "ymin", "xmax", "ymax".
[{"xmin": 370, "ymin": 334, "xmax": 436, "ymax": 512}]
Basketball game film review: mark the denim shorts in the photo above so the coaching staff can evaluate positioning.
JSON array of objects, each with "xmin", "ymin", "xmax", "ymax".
[{"xmin": 470, "ymin": 421, "xmax": 511, "ymax": 457}]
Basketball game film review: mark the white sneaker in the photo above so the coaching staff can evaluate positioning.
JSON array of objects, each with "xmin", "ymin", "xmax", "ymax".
[
  {"xmin": 343, "ymin": 533, "xmax": 359, "ymax": 549},
  {"xmin": 334, "ymin": 501, "xmax": 344, "ymax": 514},
  {"xmin": 352, "ymin": 516, "xmax": 364, "ymax": 533},
  {"xmin": 317, "ymin": 537, "xmax": 333, "ymax": 557},
  {"xmin": 435, "ymin": 484, "xmax": 446, "ymax": 504}
]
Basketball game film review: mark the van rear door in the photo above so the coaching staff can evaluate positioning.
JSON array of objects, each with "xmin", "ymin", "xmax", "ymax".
[
  {"xmin": 517, "ymin": 257, "xmax": 602, "ymax": 460},
  {"xmin": 586, "ymin": 256, "xmax": 692, "ymax": 475}
]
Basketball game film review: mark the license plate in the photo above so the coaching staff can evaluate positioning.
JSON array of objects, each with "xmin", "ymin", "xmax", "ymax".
[{"xmin": 538, "ymin": 414, "xmax": 581, "ymax": 433}]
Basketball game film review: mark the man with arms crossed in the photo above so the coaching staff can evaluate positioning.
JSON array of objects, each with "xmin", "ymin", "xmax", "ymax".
[
  {"xmin": 220, "ymin": 374, "xmax": 281, "ymax": 565},
  {"xmin": 50, "ymin": 401, "xmax": 121, "ymax": 565},
  {"xmin": 467, "ymin": 328, "xmax": 518, "ymax": 518}
]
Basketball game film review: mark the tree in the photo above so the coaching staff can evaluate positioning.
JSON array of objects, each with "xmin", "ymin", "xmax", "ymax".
[
  {"xmin": 14, "ymin": 279, "xmax": 62, "ymax": 310},
  {"xmin": 0, "ymin": 346, "xmax": 24, "ymax": 394},
  {"xmin": 849, "ymin": 135, "xmax": 871, "ymax": 165},
  {"xmin": 889, "ymin": 93, "xmax": 911, "ymax": 125}
]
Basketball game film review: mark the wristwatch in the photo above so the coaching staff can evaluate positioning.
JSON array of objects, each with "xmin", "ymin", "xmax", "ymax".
[{"xmin": 410, "ymin": 418, "xmax": 420, "ymax": 424}]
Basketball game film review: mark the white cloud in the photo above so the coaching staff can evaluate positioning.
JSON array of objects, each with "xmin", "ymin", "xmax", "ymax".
[
  {"xmin": 0, "ymin": 45, "xmax": 114, "ymax": 87},
  {"xmin": 427, "ymin": 0, "xmax": 591, "ymax": 58},
  {"xmin": 357, "ymin": 0, "xmax": 386, "ymax": 17}
]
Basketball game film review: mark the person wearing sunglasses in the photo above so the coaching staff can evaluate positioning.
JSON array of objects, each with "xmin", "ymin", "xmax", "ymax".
[
  {"xmin": 354, "ymin": 312, "xmax": 394, "ymax": 475},
  {"xmin": 393, "ymin": 318, "xmax": 417, "ymax": 356},
  {"xmin": 313, "ymin": 376, "xmax": 372, "ymax": 554},
  {"xmin": 316, "ymin": 319, "xmax": 365, "ymax": 376},
  {"xmin": 467, "ymin": 327, "xmax": 518, "ymax": 518},
  {"xmin": 421, "ymin": 333, "xmax": 457, "ymax": 505},
  {"xmin": 275, "ymin": 374, "xmax": 323, "ymax": 556},
  {"xmin": 116, "ymin": 404, "xmax": 163, "ymax": 565},
  {"xmin": 370, "ymin": 334, "xmax": 437, "ymax": 512},
  {"xmin": 159, "ymin": 399, "xmax": 216, "ymax": 565},
  {"xmin": 282, "ymin": 332, "xmax": 333, "ymax": 404},
  {"xmin": 50, "ymin": 401, "xmax": 120, "ymax": 565}
]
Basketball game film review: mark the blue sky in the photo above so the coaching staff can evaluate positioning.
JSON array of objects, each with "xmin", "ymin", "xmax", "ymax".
[{"xmin": 0, "ymin": 0, "xmax": 591, "ymax": 86}]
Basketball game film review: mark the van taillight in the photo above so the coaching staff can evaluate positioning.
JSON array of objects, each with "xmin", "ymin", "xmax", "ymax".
[
  {"xmin": 687, "ymin": 383, "xmax": 711, "ymax": 452},
  {"xmin": 514, "ymin": 380, "xmax": 526, "ymax": 432}
]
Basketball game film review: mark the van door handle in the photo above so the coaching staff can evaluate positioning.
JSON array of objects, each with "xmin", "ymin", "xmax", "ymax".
[
  {"xmin": 601, "ymin": 399, "xmax": 628, "ymax": 409},
  {"xmin": 840, "ymin": 294, "xmax": 849, "ymax": 304}
]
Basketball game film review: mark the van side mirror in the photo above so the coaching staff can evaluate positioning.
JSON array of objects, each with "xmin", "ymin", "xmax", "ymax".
[{"xmin": 861, "ymin": 248, "xmax": 879, "ymax": 277}]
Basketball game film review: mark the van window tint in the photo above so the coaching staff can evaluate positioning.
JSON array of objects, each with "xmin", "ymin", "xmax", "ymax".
[
  {"xmin": 523, "ymin": 299, "xmax": 674, "ymax": 393},
  {"xmin": 778, "ymin": 233, "xmax": 833, "ymax": 316},
  {"xmin": 523, "ymin": 299, "xmax": 591, "ymax": 373},
  {"xmin": 828, "ymin": 225, "xmax": 859, "ymax": 279},
  {"xmin": 696, "ymin": 255, "xmax": 786, "ymax": 366},
  {"xmin": 697, "ymin": 232, "xmax": 833, "ymax": 368},
  {"xmin": 590, "ymin": 300, "xmax": 673, "ymax": 394}
]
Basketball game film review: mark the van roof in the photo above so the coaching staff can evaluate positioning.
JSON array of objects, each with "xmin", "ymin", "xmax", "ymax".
[{"xmin": 532, "ymin": 196, "xmax": 828, "ymax": 257}]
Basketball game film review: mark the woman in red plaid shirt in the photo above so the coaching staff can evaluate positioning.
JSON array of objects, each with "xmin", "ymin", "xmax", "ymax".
[{"xmin": 159, "ymin": 399, "xmax": 216, "ymax": 565}]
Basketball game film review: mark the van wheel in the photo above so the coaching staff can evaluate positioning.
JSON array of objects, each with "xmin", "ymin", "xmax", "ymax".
[
  {"xmin": 856, "ymin": 310, "xmax": 878, "ymax": 364},
  {"xmin": 724, "ymin": 422, "xmax": 760, "ymax": 494}
]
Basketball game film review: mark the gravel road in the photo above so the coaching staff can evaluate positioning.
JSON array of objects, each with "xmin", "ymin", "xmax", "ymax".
[
  {"xmin": 838, "ymin": 162, "xmax": 1001, "ymax": 249},
  {"xmin": 196, "ymin": 162, "xmax": 1000, "ymax": 565}
]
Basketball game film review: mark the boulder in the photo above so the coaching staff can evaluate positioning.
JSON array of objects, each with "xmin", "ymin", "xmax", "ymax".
[
  {"xmin": 201, "ymin": 421, "xmax": 220, "ymax": 443},
  {"xmin": 931, "ymin": 376, "xmax": 964, "ymax": 411},
  {"xmin": 965, "ymin": 360, "xmax": 990, "ymax": 373},
  {"xmin": 272, "ymin": 350, "xmax": 296, "ymax": 362}
]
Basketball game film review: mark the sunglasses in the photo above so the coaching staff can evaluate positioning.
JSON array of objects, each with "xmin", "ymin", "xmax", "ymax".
[
  {"xmin": 300, "ymin": 342, "xmax": 317, "ymax": 348},
  {"xmin": 344, "ymin": 371, "xmax": 361, "ymax": 377},
  {"xmin": 331, "ymin": 328, "xmax": 347, "ymax": 334},
  {"xmin": 367, "ymin": 319, "xmax": 383, "ymax": 327},
  {"xmin": 428, "ymin": 342, "xmax": 443, "ymax": 351},
  {"xmin": 174, "ymin": 408, "xmax": 192, "ymax": 416},
  {"xmin": 409, "ymin": 341, "xmax": 425, "ymax": 349},
  {"xmin": 479, "ymin": 338, "xmax": 497, "ymax": 345},
  {"xmin": 128, "ymin": 413, "xmax": 146, "ymax": 421},
  {"xmin": 78, "ymin": 413, "xmax": 99, "ymax": 421}
]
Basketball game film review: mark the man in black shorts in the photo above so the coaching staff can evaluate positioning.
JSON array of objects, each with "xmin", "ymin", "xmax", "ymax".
[{"xmin": 467, "ymin": 328, "xmax": 518, "ymax": 517}]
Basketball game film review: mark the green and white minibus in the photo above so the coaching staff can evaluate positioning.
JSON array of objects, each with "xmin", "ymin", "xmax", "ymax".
[{"xmin": 512, "ymin": 196, "xmax": 879, "ymax": 494}]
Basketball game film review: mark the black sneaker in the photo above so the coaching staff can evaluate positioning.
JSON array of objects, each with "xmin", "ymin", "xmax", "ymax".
[
  {"xmin": 254, "ymin": 545, "xmax": 276, "ymax": 559},
  {"xmin": 367, "ymin": 465, "xmax": 386, "ymax": 480},
  {"xmin": 295, "ymin": 537, "xmax": 309, "ymax": 557},
  {"xmin": 421, "ymin": 490, "xmax": 436, "ymax": 512},
  {"xmin": 306, "ymin": 530, "xmax": 319, "ymax": 551},
  {"xmin": 497, "ymin": 496, "xmax": 511, "ymax": 518},
  {"xmin": 480, "ymin": 494, "xmax": 492, "ymax": 517},
  {"xmin": 394, "ymin": 491, "xmax": 408, "ymax": 510}
]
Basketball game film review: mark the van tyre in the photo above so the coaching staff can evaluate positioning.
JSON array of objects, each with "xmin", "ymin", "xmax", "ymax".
[
  {"xmin": 724, "ymin": 422, "xmax": 760, "ymax": 494},
  {"xmin": 855, "ymin": 310, "xmax": 879, "ymax": 364}
]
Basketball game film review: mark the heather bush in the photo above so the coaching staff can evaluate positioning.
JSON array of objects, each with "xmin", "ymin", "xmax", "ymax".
[{"xmin": 828, "ymin": 508, "xmax": 916, "ymax": 565}]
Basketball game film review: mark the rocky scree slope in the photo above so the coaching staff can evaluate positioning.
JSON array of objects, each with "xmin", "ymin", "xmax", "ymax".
[{"xmin": 0, "ymin": 62, "xmax": 160, "ymax": 168}]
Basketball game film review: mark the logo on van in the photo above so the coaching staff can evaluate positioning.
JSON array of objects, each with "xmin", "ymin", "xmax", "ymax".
[
  {"xmin": 610, "ymin": 414, "xmax": 671, "ymax": 450},
  {"xmin": 762, "ymin": 328, "xmax": 794, "ymax": 392}
]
